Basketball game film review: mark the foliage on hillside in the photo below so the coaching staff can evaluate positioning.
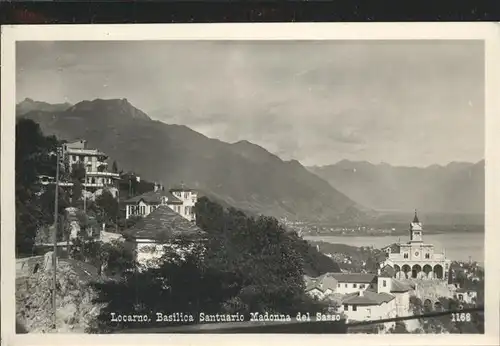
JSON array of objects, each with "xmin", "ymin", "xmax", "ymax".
[
  {"xmin": 310, "ymin": 241, "xmax": 385, "ymax": 273},
  {"xmin": 16, "ymin": 118, "xmax": 69, "ymax": 255},
  {"xmin": 89, "ymin": 197, "xmax": 329, "ymax": 332}
]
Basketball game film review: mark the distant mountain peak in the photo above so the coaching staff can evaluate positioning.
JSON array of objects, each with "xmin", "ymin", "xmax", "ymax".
[
  {"xmin": 68, "ymin": 98, "xmax": 151, "ymax": 121},
  {"xmin": 16, "ymin": 98, "xmax": 72, "ymax": 116},
  {"xmin": 232, "ymin": 139, "xmax": 254, "ymax": 146},
  {"xmin": 231, "ymin": 139, "xmax": 283, "ymax": 164}
]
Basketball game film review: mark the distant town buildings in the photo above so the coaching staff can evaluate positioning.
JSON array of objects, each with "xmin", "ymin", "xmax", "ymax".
[
  {"xmin": 380, "ymin": 211, "xmax": 451, "ymax": 281},
  {"xmin": 123, "ymin": 184, "xmax": 197, "ymax": 222}
]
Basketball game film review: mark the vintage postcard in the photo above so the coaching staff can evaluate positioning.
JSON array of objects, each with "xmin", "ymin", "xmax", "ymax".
[{"xmin": 1, "ymin": 23, "xmax": 499, "ymax": 346}]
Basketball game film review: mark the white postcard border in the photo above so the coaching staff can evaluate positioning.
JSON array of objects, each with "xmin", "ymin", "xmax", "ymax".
[{"xmin": 2, "ymin": 22, "xmax": 499, "ymax": 346}]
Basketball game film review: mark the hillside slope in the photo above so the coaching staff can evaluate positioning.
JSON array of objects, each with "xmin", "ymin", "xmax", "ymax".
[
  {"xmin": 309, "ymin": 160, "xmax": 484, "ymax": 214},
  {"xmin": 19, "ymin": 98, "xmax": 367, "ymax": 224}
]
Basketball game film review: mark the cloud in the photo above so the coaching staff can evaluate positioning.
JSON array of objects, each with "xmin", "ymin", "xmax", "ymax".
[{"xmin": 16, "ymin": 40, "xmax": 484, "ymax": 166}]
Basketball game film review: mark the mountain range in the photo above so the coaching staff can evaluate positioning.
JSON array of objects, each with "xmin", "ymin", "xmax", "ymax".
[
  {"xmin": 16, "ymin": 98, "xmax": 72, "ymax": 116},
  {"xmin": 16, "ymin": 98, "xmax": 368, "ymax": 224},
  {"xmin": 308, "ymin": 159, "xmax": 484, "ymax": 215}
]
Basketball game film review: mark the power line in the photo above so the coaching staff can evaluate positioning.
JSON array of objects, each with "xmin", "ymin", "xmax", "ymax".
[{"xmin": 52, "ymin": 148, "xmax": 60, "ymax": 330}]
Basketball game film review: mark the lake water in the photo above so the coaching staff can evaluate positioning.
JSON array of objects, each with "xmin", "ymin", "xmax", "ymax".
[{"xmin": 303, "ymin": 232, "xmax": 485, "ymax": 264}]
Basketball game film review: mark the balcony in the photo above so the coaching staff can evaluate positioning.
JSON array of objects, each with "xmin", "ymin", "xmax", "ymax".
[
  {"xmin": 86, "ymin": 171, "xmax": 120, "ymax": 178},
  {"xmin": 65, "ymin": 148, "xmax": 104, "ymax": 156}
]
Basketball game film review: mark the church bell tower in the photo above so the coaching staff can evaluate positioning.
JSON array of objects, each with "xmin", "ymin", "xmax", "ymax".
[{"xmin": 409, "ymin": 209, "xmax": 423, "ymax": 243}]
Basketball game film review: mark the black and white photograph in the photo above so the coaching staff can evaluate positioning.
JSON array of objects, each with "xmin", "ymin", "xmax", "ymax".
[{"xmin": 2, "ymin": 23, "xmax": 499, "ymax": 344}]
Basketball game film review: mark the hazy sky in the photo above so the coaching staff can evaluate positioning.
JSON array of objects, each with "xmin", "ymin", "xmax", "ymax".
[{"xmin": 17, "ymin": 40, "xmax": 484, "ymax": 167}]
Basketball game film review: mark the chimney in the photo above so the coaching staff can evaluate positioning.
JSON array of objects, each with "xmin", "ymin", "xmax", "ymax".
[
  {"xmin": 359, "ymin": 290, "xmax": 364, "ymax": 297},
  {"xmin": 154, "ymin": 183, "xmax": 158, "ymax": 192}
]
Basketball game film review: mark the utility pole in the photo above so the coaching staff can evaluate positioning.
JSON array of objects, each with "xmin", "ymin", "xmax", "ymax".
[
  {"xmin": 52, "ymin": 148, "xmax": 60, "ymax": 330},
  {"xmin": 83, "ymin": 164, "xmax": 87, "ymax": 214}
]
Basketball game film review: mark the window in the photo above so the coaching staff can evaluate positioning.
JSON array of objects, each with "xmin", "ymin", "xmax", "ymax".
[
  {"xmin": 383, "ymin": 280, "xmax": 387, "ymax": 287},
  {"xmin": 352, "ymin": 305, "xmax": 357, "ymax": 311},
  {"xmin": 404, "ymin": 253, "xmax": 408, "ymax": 259},
  {"xmin": 343, "ymin": 304, "xmax": 348, "ymax": 310},
  {"xmin": 425, "ymin": 253, "xmax": 430, "ymax": 259},
  {"xmin": 458, "ymin": 294, "xmax": 464, "ymax": 301},
  {"xmin": 345, "ymin": 284, "xmax": 348, "ymax": 288},
  {"xmin": 353, "ymin": 283, "xmax": 357, "ymax": 288},
  {"xmin": 338, "ymin": 284, "xmax": 341, "ymax": 288},
  {"xmin": 360, "ymin": 284, "xmax": 365, "ymax": 289}
]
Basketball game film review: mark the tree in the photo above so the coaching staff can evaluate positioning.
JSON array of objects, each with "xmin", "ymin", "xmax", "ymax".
[
  {"xmin": 71, "ymin": 162, "xmax": 86, "ymax": 205},
  {"xmin": 95, "ymin": 190, "xmax": 119, "ymax": 223},
  {"xmin": 15, "ymin": 118, "xmax": 63, "ymax": 255},
  {"xmin": 89, "ymin": 197, "xmax": 327, "ymax": 332}
]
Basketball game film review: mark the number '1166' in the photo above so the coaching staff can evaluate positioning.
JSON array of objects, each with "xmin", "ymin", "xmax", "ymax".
[{"xmin": 451, "ymin": 312, "xmax": 472, "ymax": 322}]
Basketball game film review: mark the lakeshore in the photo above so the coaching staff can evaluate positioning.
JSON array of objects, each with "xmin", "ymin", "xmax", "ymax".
[{"xmin": 303, "ymin": 232, "xmax": 485, "ymax": 264}]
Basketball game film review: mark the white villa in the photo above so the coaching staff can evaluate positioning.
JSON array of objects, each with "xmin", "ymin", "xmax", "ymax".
[
  {"xmin": 61, "ymin": 140, "xmax": 120, "ymax": 190},
  {"xmin": 380, "ymin": 211, "xmax": 451, "ymax": 281},
  {"xmin": 123, "ymin": 205, "xmax": 205, "ymax": 268},
  {"xmin": 305, "ymin": 271, "xmax": 411, "ymax": 326},
  {"xmin": 123, "ymin": 184, "xmax": 197, "ymax": 222}
]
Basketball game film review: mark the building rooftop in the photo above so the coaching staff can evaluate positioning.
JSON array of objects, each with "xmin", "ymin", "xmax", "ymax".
[
  {"xmin": 379, "ymin": 264, "xmax": 396, "ymax": 278},
  {"xmin": 124, "ymin": 205, "xmax": 205, "ymax": 241},
  {"xmin": 383, "ymin": 243, "xmax": 401, "ymax": 254},
  {"xmin": 304, "ymin": 273, "xmax": 339, "ymax": 293},
  {"xmin": 342, "ymin": 290, "xmax": 395, "ymax": 306},
  {"xmin": 329, "ymin": 273, "xmax": 377, "ymax": 284},
  {"xmin": 124, "ymin": 190, "xmax": 183, "ymax": 205}
]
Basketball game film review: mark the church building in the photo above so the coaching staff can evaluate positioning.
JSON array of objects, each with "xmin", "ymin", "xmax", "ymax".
[{"xmin": 380, "ymin": 211, "xmax": 451, "ymax": 281}]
